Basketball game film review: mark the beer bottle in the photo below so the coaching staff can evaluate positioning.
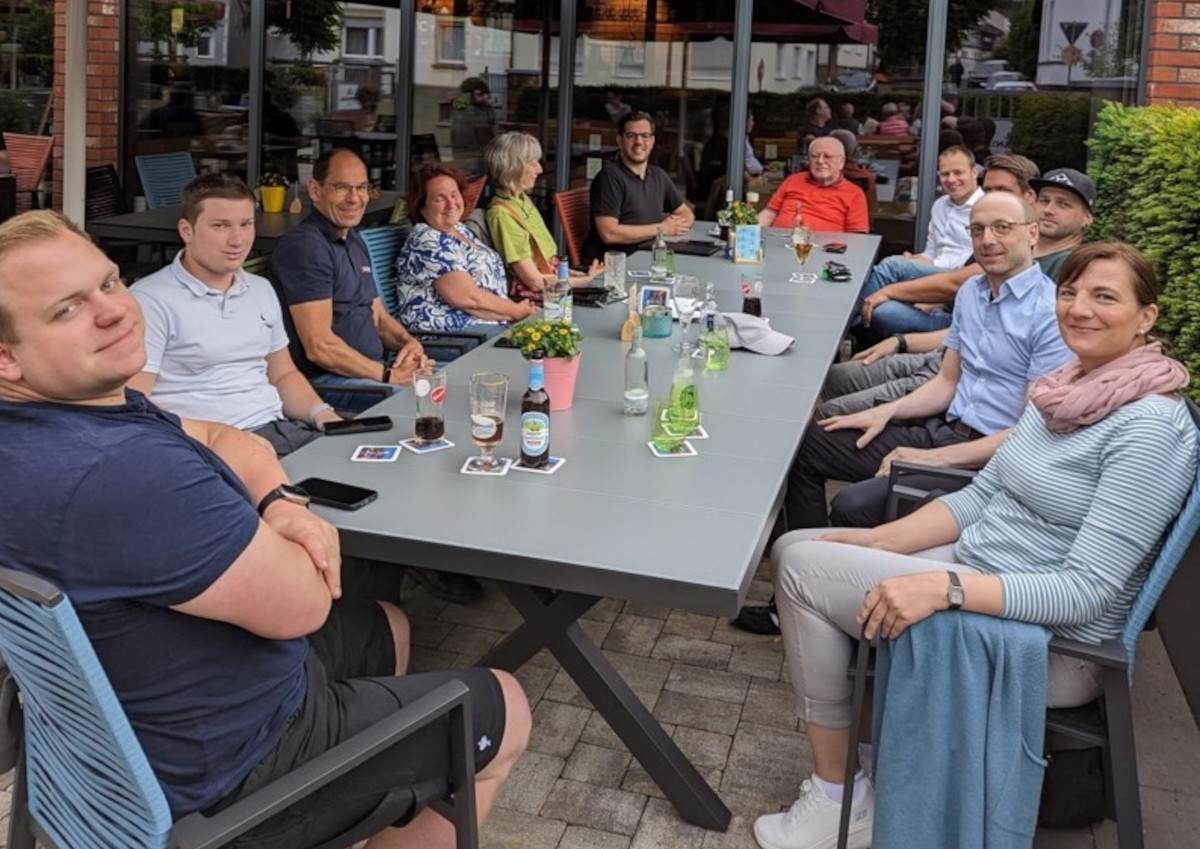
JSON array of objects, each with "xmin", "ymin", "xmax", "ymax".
[{"xmin": 520, "ymin": 352, "xmax": 551, "ymax": 468}]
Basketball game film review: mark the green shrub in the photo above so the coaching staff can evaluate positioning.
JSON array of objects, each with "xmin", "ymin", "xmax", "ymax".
[
  {"xmin": 1089, "ymin": 102, "xmax": 1200, "ymax": 399},
  {"xmin": 1007, "ymin": 93, "xmax": 1093, "ymax": 173}
]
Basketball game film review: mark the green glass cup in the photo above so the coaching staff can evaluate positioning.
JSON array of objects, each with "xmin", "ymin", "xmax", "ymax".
[
  {"xmin": 703, "ymin": 327, "xmax": 731, "ymax": 371},
  {"xmin": 652, "ymin": 398, "xmax": 688, "ymax": 453}
]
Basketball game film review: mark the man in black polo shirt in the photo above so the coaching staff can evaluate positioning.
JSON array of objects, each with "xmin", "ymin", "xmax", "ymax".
[
  {"xmin": 272, "ymin": 149, "xmax": 430, "ymax": 414},
  {"xmin": 582, "ymin": 111, "xmax": 695, "ymax": 265}
]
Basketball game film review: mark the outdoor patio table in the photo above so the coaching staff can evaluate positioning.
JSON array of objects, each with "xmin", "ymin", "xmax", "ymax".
[
  {"xmin": 85, "ymin": 190, "xmax": 401, "ymax": 256},
  {"xmin": 282, "ymin": 223, "xmax": 881, "ymax": 830}
]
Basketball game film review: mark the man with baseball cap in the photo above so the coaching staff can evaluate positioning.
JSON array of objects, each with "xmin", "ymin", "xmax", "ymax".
[{"xmin": 1027, "ymin": 168, "xmax": 1094, "ymax": 280}]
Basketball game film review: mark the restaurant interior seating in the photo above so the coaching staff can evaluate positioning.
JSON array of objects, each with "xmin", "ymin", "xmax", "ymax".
[
  {"xmin": 134, "ymin": 152, "xmax": 198, "ymax": 209},
  {"xmin": 552, "ymin": 186, "xmax": 590, "ymax": 269},
  {"xmin": 2, "ymin": 133, "xmax": 53, "ymax": 213}
]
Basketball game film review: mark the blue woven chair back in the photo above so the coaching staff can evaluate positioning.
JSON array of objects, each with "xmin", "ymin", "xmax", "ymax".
[
  {"xmin": 134, "ymin": 153, "xmax": 198, "ymax": 209},
  {"xmin": 360, "ymin": 224, "xmax": 410, "ymax": 318},
  {"xmin": 1120, "ymin": 399, "xmax": 1200, "ymax": 666},
  {"xmin": 0, "ymin": 565, "xmax": 173, "ymax": 849}
]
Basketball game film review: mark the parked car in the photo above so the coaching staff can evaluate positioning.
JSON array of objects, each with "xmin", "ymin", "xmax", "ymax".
[
  {"xmin": 964, "ymin": 59, "xmax": 1014, "ymax": 88},
  {"xmin": 985, "ymin": 71, "xmax": 1036, "ymax": 91},
  {"xmin": 827, "ymin": 71, "xmax": 876, "ymax": 92}
]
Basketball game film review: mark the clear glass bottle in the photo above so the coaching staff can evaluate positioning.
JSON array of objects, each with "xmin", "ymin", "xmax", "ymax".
[
  {"xmin": 650, "ymin": 226, "xmax": 669, "ymax": 280},
  {"xmin": 557, "ymin": 256, "xmax": 573, "ymax": 323},
  {"xmin": 623, "ymin": 327, "xmax": 649, "ymax": 416}
]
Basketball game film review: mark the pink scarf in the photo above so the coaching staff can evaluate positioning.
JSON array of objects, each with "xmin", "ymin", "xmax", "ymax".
[{"xmin": 1029, "ymin": 341, "xmax": 1189, "ymax": 433}]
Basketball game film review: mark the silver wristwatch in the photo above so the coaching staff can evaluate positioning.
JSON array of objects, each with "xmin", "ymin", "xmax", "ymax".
[{"xmin": 946, "ymin": 571, "xmax": 964, "ymax": 610}]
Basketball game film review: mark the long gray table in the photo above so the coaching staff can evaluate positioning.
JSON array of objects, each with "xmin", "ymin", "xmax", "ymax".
[
  {"xmin": 283, "ymin": 223, "xmax": 880, "ymax": 830},
  {"xmin": 85, "ymin": 191, "xmax": 401, "ymax": 254}
]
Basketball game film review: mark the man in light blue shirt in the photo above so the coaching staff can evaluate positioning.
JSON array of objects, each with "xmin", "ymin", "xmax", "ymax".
[{"xmin": 783, "ymin": 192, "xmax": 1071, "ymax": 529}]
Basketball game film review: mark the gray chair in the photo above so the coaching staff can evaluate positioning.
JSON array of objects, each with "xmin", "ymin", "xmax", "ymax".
[
  {"xmin": 0, "ymin": 562, "xmax": 479, "ymax": 849},
  {"xmin": 836, "ymin": 398, "xmax": 1200, "ymax": 849},
  {"xmin": 134, "ymin": 152, "xmax": 197, "ymax": 209}
]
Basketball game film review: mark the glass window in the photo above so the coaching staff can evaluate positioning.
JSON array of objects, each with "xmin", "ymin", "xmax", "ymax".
[
  {"xmin": 345, "ymin": 25, "xmax": 384, "ymax": 58},
  {"xmin": 615, "ymin": 44, "xmax": 645, "ymax": 79},
  {"xmin": 436, "ymin": 20, "xmax": 467, "ymax": 65}
]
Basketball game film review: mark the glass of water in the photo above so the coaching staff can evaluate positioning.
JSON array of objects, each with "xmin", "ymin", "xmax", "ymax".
[{"xmin": 604, "ymin": 251, "xmax": 626, "ymax": 294}]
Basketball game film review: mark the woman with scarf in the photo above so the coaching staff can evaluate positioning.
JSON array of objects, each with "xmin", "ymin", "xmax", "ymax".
[{"xmin": 755, "ymin": 241, "xmax": 1198, "ymax": 849}]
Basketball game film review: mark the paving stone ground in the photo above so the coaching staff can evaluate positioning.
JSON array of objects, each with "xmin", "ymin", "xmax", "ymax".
[{"xmin": 1, "ymin": 570, "xmax": 1196, "ymax": 849}]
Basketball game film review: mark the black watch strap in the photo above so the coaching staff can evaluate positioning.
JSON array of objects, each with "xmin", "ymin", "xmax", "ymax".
[
  {"xmin": 947, "ymin": 570, "xmax": 964, "ymax": 610},
  {"xmin": 893, "ymin": 333, "xmax": 908, "ymax": 354},
  {"xmin": 257, "ymin": 484, "xmax": 309, "ymax": 516}
]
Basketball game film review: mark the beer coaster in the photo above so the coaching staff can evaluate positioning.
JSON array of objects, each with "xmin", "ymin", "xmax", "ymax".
[
  {"xmin": 509, "ymin": 456, "xmax": 566, "ymax": 475},
  {"xmin": 647, "ymin": 441, "xmax": 697, "ymax": 458},
  {"xmin": 351, "ymin": 445, "xmax": 401, "ymax": 462},
  {"xmin": 400, "ymin": 438, "xmax": 454, "ymax": 454},
  {"xmin": 460, "ymin": 457, "xmax": 511, "ymax": 476},
  {"xmin": 687, "ymin": 425, "xmax": 709, "ymax": 440}
]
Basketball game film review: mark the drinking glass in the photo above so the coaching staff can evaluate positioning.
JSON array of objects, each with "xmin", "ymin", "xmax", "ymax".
[
  {"xmin": 671, "ymin": 275, "xmax": 700, "ymax": 355},
  {"xmin": 466, "ymin": 372, "xmax": 508, "ymax": 472},
  {"xmin": 652, "ymin": 398, "xmax": 688, "ymax": 454},
  {"xmin": 790, "ymin": 226, "xmax": 815, "ymax": 283},
  {"xmin": 412, "ymin": 366, "xmax": 447, "ymax": 444},
  {"xmin": 604, "ymin": 251, "xmax": 627, "ymax": 294}
]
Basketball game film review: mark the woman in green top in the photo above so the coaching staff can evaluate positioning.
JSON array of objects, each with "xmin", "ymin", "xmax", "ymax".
[{"xmin": 484, "ymin": 132, "xmax": 602, "ymax": 300}]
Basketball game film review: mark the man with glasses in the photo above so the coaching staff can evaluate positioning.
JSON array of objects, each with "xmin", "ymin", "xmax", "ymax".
[
  {"xmin": 782, "ymin": 192, "xmax": 1071, "ymax": 530},
  {"xmin": 272, "ymin": 149, "xmax": 430, "ymax": 412},
  {"xmin": 757, "ymin": 136, "xmax": 868, "ymax": 232},
  {"xmin": 581, "ymin": 111, "xmax": 695, "ymax": 264}
]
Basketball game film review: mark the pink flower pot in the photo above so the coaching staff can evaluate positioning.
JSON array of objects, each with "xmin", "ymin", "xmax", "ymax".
[{"xmin": 543, "ymin": 354, "xmax": 580, "ymax": 411}]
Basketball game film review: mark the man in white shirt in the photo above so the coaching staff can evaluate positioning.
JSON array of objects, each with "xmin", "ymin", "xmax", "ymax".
[
  {"xmin": 130, "ymin": 172, "xmax": 342, "ymax": 456},
  {"xmin": 849, "ymin": 145, "xmax": 983, "ymax": 346}
]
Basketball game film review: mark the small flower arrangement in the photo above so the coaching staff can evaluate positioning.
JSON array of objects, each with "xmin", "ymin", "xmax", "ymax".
[
  {"xmin": 717, "ymin": 199, "xmax": 758, "ymax": 227},
  {"xmin": 504, "ymin": 318, "xmax": 583, "ymax": 361},
  {"xmin": 256, "ymin": 171, "xmax": 290, "ymax": 188}
]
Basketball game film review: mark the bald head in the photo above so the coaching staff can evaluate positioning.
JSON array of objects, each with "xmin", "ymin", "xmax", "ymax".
[
  {"xmin": 969, "ymin": 191, "xmax": 1035, "ymax": 227},
  {"xmin": 808, "ymin": 137, "xmax": 845, "ymax": 186},
  {"xmin": 969, "ymin": 192, "xmax": 1039, "ymax": 286}
]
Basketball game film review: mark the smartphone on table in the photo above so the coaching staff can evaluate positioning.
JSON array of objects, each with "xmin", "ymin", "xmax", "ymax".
[
  {"xmin": 296, "ymin": 478, "xmax": 378, "ymax": 510},
  {"xmin": 321, "ymin": 415, "xmax": 393, "ymax": 436}
]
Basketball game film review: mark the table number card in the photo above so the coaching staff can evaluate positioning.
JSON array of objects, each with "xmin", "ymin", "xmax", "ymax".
[
  {"xmin": 764, "ymin": 143, "xmax": 778, "ymax": 160},
  {"xmin": 732, "ymin": 224, "xmax": 762, "ymax": 264},
  {"xmin": 589, "ymin": 133, "xmax": 602, "ymax": 150}
]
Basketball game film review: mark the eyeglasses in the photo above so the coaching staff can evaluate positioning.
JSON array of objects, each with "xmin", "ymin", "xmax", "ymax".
[
  {"xmin": 322, "ymin": 181, "xmax": 371, "ymax": 198},
  {"xmin": 622, "ymin": 132, "xmax": 654, "ymax": 141},
  {"xmin": 966, "ymin": 220, "xmax": 1033, "ymax": 238},
  {"xmin": 808, "ymin": 153, "xmax": 844, "ymax": 162}
]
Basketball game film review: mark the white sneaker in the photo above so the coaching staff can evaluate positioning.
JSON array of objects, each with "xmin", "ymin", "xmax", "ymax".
[{"xmin": 753, "ymin": 777, "xmax": 874, "ymax": 849}]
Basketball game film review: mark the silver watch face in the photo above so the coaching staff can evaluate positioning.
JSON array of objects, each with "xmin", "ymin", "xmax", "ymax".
[
  {"xmin": 949, "ymin": 585, "xmax": 965, "ymax": 607},
  {"xmin": 279, "ymin": 484, "xmax": 311, "ymax": 506}
]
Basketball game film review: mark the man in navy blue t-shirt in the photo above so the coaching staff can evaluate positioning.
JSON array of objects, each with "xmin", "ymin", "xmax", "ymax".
[
  {"xmin": 271, "ymin": 149, "xmax": 432, "ymax": 411},
  {"xmin": 0, "ymin": 211, "xmax": 530, "ymax": 847}
]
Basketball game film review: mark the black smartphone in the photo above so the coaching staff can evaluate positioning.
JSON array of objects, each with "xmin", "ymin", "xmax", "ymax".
[
  {"xmin": 494, "ymin": 335, "xmax": 519, "ymax": 349},
  {"xmin": 824, "ymin": 242, "xmax": 848, "ymax": 253},
  {"xmin": 322, "ymin": 415, "xmax": 393, "ymax": 436},
  {"xmin": 296, "ymin": 478, "xmax": 378, "ymax": 510}
]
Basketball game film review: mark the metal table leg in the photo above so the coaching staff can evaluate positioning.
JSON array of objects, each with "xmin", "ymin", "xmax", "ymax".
[{"xmin": 482, "ymin": 581, "xmax": 731, "ymax": 832}]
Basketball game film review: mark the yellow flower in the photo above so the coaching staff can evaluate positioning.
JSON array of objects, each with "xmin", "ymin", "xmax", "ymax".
[
  {"xmin": 531, "ymin": 331, "xmax": 542, "ymax": 342},
  {"xmin": 524, "ymin": 344, "xmax": 535, "ymax": 355}
]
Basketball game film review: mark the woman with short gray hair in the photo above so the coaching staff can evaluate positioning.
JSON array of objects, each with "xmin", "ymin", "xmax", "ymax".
[{"xmin": 484, "ymin": 132, "xmax": 601, "ymax": 300}]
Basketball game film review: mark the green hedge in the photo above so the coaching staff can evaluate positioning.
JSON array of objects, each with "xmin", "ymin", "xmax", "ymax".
[
  {"xmin": 1089, "ymin": 102, "xmax": 1200, "ymax": 399},
  {"xmin": 1007, "ymin": 93, "xmax": 1093, "ymax": 173}
]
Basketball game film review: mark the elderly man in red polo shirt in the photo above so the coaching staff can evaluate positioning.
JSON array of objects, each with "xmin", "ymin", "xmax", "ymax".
[{"xmin": 757, "ymin": 136, "xmax": 869, "ymax": 233}]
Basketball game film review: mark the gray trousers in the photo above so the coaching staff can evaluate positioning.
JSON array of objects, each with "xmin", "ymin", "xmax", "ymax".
[
  {"xmin": 772, "ymin": 529, "xmax": 1103, "ymax": 728},
  {"xmin": 816, "ymin": 350, "xmax": 944, "ymax": 419}
]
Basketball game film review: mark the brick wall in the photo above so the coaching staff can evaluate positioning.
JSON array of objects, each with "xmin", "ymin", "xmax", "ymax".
[
  {"xmin": 50, "ymin": 0, "xmax": 121, "ymax": 211},
  {"xmin": 1146, "ymin": 1, "xmax": 1200, "ymax": 106}
]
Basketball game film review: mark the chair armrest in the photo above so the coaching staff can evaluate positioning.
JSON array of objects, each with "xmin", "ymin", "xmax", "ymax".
[
  {"xmin": 1049, "ymin": 636, "xmax": 1129, "ymax": 670},
  {"xmin": 170, "ymin": 680, "xmax": 472, "ymax": 849},
  {"xmin": 884, "ymin": 462, "xmax": 979, "ymax": 522}
]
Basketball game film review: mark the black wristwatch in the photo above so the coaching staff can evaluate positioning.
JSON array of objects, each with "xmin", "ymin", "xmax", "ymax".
[
  {"xmin": 946, "ymin": 571, "xmax": 964, "ymax": 610},
  {"xmin": 893, "ymin": 333, "xmax": 908, "ymax": 354},
  {"xmin": 257, "ymin": 484, "xmax": 311, "ymax": 516}
]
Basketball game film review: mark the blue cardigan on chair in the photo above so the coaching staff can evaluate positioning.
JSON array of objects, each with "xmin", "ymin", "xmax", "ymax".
[{"xmin": 871, "ymin": 611, "xmax": 1051, "ymax": 849}]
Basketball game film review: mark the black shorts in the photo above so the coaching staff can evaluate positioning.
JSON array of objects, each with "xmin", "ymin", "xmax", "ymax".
[{"xmin": 220, "ymin": 600, "xmax": 506, "ymax": 849}]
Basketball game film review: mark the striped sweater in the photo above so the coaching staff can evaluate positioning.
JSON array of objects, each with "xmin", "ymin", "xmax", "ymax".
[{"xmin": 940, "ymin": 394, "xmax": 1197, "ymax": 644}]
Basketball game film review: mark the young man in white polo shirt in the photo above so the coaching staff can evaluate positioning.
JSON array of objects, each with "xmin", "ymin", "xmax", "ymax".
[{"xmin": 129, "ymin": 172, "xmax": 342, "ymax": 456}]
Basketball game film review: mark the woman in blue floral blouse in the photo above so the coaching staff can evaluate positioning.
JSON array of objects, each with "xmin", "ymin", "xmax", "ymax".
[{"xmin": 397, "ymin": 164, "xmax": 538, "ymax": 333}]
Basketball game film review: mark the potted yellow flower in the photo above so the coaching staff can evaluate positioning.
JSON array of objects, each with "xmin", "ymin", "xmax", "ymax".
[
  {"xmin": 256, "ymin": 172, "xmax": 290, "ymax": 213},
  {"xmin": 503, "ymin": 318, "xmax": 583, "ymax": 410}
]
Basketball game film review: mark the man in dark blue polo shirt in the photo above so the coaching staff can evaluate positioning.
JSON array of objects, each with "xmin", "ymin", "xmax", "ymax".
[
  {"xmin": 272, "ymin": 149, "xmax": 430, "ymax": 412},
  {"xmin": 581, "ymin": 111, "xmax": 695, "ymax": 265}
]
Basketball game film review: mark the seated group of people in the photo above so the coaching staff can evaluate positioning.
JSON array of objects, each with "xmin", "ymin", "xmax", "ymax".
[
  {"xmin": 726, "ymin": 147, "xmax": 1196, "ymax": 848},
  {"xmin": 0, "ymin": 101, "xmax": 1192, "ymax": 849}
]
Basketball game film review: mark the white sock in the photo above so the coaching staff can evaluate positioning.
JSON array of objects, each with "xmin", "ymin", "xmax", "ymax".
[
  {"xmin": 815, "ymin": 770, "xmax": 865, "ymax": 804},
  {"xmin": 858, "ymin": 743, "xmax": 874, "ymax": 779}
]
